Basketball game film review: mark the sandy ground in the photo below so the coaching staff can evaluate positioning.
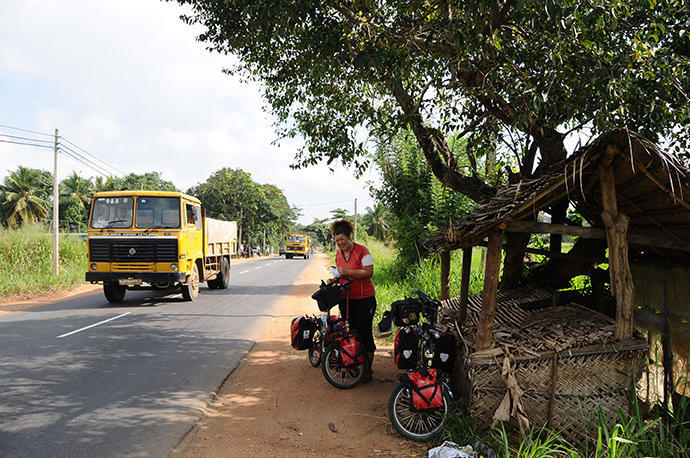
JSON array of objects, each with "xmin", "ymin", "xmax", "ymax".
[
  {"xmin": 0, "ymin": 254, "xmax": 271, "ymax": 313},
  {"xmin": 172, "ymin": 252, "xmax": 423, "ymax": 457}
]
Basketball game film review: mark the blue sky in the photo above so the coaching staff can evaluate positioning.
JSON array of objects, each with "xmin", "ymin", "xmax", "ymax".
[{"xmin": 0, "ymin": 0, "xmax": 376, "ymax": 224}]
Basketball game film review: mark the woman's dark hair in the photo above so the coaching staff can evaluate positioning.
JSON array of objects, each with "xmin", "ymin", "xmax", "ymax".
[{"xmin": 330, "ymin": 219, "xmax": 353, "ymax": 238}]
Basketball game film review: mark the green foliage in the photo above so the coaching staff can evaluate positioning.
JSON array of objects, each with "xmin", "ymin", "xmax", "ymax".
[
  {"xmin": 0, "ymin": 166, "xmax": 52, "ymax": 226},
  {"xmin": 105, "ymin": 172, "xmax": 178, "ymax": 192},
  {"xmin": 361, "ymin": 202, "xmax": 391, "ymax": 242},
  {"xmin": 59, "ymin": 171, "xmax": 94, "ymax": 230},
  {"xmin": 372, "ymin": 130, "xmax": 475, "ymax": 265},
  {"xmin": 0, "ymin": 225, "xmax": 86, "ymax": 297},
  {"xmin": 173, "ymin": 0, "xmax": 690, "ymax": 202},
  {"xmin": 187, "ymin": 167, "xmax": 296, "ymax": 248}
]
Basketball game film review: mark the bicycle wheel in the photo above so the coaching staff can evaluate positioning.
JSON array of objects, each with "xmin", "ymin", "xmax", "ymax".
[
  {"xmin": 321, "ymin": 345, "xmax": 364, "ymax": 389},
  {"xmin": 388, "ymin": 384, "xmax": 450, "ymax": 441},
  {"xmin": 308, "ymin": 330, "xmax": 322, "ymax": 367}
]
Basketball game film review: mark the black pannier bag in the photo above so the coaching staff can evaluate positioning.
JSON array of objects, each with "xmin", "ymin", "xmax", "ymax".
[
  {"xmin": 391, "ymin": 297, "xmax": 423, "ymax": 326},
  {"xmin": 311, "ymin": 280, "xmax": 342, "ymax": 312},
  {"xmin": 432, "ymin": 332, "xmax": 456, "ymax": 373},
  {"xmin": 394, "ymin": 327, "xmax": 420, "ymax": 369},
  {"xmin": 291, "ymin": 316, "xmax": 317, "ymax": 350}
]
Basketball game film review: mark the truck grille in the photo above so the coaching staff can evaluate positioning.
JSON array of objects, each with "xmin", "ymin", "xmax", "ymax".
[{"xmin": 89, "ymin": 238, "xmax": 178, "ymax": 263}]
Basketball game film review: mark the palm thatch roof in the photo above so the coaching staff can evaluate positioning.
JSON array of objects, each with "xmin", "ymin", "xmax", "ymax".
[{"xmin": 424, "ymin": 128, "xmax": 690, "ymax": 265}]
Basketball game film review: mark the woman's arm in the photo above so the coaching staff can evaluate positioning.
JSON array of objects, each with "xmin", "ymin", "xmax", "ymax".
[{"xmin": 337, "ymin": 265, "xmax": 373, "ymax": 280}]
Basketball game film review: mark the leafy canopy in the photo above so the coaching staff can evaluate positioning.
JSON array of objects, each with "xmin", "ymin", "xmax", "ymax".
[{"xmin": 174, "ymin": 0, "xmax": 690, "ymax": 202}]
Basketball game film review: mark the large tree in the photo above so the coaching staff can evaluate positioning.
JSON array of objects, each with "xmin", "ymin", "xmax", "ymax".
[
  {"xmin": 174, "ymin": 0, "xmax": 689, "ymax": 196},
  {"xmin": 0, "ymin": 166, "xmax": 52, "ymax": 226},
  {"xmin": 60, "ymin": 171, "xmax": 94, "ymax": 229}
]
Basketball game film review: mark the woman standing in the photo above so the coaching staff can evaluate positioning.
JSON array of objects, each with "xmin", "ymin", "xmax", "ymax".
[{"xmin": 330, "ymin": 219, "xmax": 376, "ymax": 383}]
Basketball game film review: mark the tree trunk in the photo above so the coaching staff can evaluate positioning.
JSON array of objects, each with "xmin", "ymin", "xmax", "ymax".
[{"xmin": 500, "ymin": 232, "xmax": 530, "ymax": 289}]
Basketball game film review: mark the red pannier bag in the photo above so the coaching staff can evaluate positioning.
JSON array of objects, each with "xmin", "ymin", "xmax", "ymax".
[
  {"xmin": 398, "ymin": 369, "xmax": 444, "ymax": 411},
  {"xmin": 291, "ymin": 316, "xmax": 317, "ymax": 350},
  {"xmin": 394, "ymin": 327, "xmax": 419, "ymax": 369},
  {"xmin": 334, "ymin": 333, "xmax": 365, "ymax": 367}
]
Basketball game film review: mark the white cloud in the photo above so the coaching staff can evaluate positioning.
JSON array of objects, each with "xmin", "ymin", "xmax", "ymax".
[{"xmin": 0, "ymin": 0, "xmax": 374, "ymax": 224}]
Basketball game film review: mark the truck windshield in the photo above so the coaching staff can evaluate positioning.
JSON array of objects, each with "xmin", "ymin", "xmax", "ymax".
[
  {"xmin": 135, "ymin": 197, "xmax": 180, "ymax": 229},
  {"xmin": 90, "ymin": 197, "xmax": 134, "ymax": 229},
  {"xmin": 287, "ymin": 234, "xmax": 306, "ymax": 243}
]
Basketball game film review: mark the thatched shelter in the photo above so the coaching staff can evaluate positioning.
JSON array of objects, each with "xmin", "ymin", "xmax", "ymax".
[{"xmin": 424, "ymin": 128, "xmax": 690, "ymax": 441}]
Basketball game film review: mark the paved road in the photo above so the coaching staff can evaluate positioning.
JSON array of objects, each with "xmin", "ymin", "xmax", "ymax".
[{"xmin": 0, "ymin": 256, "xmax": 313, "ymax": 457}]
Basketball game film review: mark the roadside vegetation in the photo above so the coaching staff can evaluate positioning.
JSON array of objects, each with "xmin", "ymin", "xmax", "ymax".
[{"xmin": 0, "ymin": 225, "xmax": 87, "ymax": 299}]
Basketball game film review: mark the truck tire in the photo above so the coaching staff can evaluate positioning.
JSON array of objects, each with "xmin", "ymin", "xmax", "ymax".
[
  {"xmin": 181, "ymin": 263, "xmax": 200, "ymax": 301},
  {"xmin": 208, "ymin": 257, "xmax": 230, "ymax": 289},
  {"xmin": 104, "ymin": 282, "xmax": 126, "ymax": 303},
  {"xmin": 286, "ymin": 254, "xmax": 292, "ymax": 259}
]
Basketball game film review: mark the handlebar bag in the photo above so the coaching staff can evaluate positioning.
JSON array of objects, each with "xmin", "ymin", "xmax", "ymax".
[
  {"xmin": 291, "ymin": 316, "xmax": 317, "ymax": 350},
  {"xmin": 432, "ymin": 332, "xmax": 457, "ymax": 373},
  {"xmin": 391, "ymin": 298, "xmax": 423, "ymax": 326},
  {"xmin": 398, "ymin": 369, "xmax": 443, "ymax": 411},
  {"xmin": 311, "ymin": 281, "xmax": 342, "ymax": 312},
  {"xmin": 394, "ymin": 327, "xmax": 420, "ymax": 369},
  {"xmin": 334, "ymin": 333, "xmax": 365, "ymax": 367}
]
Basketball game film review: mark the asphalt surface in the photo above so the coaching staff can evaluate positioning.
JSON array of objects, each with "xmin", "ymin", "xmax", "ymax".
[{"xmin": 0, "ymin": 256, "xmax": 313, "ymax": 457}]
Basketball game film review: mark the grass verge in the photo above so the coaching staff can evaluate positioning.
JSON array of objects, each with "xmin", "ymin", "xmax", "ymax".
[{"xmin": 0, "ymin": 225, "xmax": 87, "ymax": 299}]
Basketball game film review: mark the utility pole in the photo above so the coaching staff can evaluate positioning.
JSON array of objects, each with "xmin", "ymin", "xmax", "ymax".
[
  {"xmin": 52, "ymin": 128, "xmax": 59, "ymax": 275},
  {"xmin": 353, "ymin": 198, "xmax": 358, "ymax": 242}
]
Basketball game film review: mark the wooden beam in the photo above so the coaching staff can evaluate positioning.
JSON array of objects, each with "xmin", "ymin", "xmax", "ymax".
[
  {"xmin": 598, "ymin": 154, "xmax": 635, "ymax": 340},
  {"xmin": 459, "ymin": 247, "xmax": 472, "ymax": 324},
  {"xmin": 477, "ymin": 239, "xmax": 608, "ymax": 264},
  {"xmin": 476, "ymin": 227, "xmax": 504, "ymax": 350},
  {"xmin": 506, "ymin": 220, "xmax": 690, "ymax": 254},
  {"xmin": 440, "ymin": 251, "xmax": 451, "ymax": 301}
]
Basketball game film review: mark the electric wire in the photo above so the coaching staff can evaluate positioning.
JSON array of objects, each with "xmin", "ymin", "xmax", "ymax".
[
  {"xmin": 58, "ymin": 144, "xmax": 117, "ymax": 178},
  {"xmin": 58, "ymin": 147, "xmax": 111, "ymax": 178},
  {"xmin": 0, "ymin": 123, "xmax": 53, "ymax": 137},
  {"xmin": 0, "ymin": 138, "xmax": 53, "ymax": 149},
  {"xmin": 59, "ymin": 142, "xmax": 120, "ymax": 177},
  {"xmin": 298, "ymin": 198, "xmax": 353, "ymax": 207},
  {"xmin": 60, "ymin": 136, "xmax": 126, "ymax": 177},
  {"xmin": 0, "ymin": 132, "xmax": 54, "ymax": 144}
]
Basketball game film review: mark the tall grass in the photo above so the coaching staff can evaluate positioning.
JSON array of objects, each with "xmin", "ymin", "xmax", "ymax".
[
  {"xmin": 365, "ymin": 239, "xmax": 484, "ymax": 319},
  {"xmin": 0, "ymin": 225, "xmax": 87, "ymax": 298}
]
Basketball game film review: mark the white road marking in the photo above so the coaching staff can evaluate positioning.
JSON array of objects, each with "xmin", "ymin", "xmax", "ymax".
[
  {"xmin": 255, "ymin": 265, "xmax": 263, "ymax": 270},
  {"xmin": 57, "ymin": 312, "xmax": 132, "ymax": 338},
  {"xmin": 239, "ymin": 270, "xmax": 249, "ymax": 274}
]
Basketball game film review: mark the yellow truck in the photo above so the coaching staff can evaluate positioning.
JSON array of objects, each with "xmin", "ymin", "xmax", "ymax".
[
  {"xmin": 285, "ymin": 232, "xmax": 311, "ymax": 259},
  {"xmin": 85, "ymin": 191, "xmax": 237, "ymax": 303}
]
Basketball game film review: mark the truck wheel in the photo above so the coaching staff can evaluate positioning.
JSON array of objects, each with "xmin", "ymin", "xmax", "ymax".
[
  {"xmin": 216, "ymin": 257, "xmax": 230, "ymax": 289},
  {"xmin": 181, "ymin": 264, "xmax": 200, "ymax": 301},
  {"xmin": 104, "ymin": 283, "xmax": 126, "ymax": 303},
  {"xmin": 286, "ymin": 254, "xmax": 292, "ymax": 259}
]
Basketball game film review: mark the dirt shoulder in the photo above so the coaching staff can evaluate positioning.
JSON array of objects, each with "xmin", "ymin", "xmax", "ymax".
[
  {"xmin": 173, "ymin": 252, "xmax": 423, "ymax": 457},
  {"xmin": 0, "ymin": 254, "xmax": 271, "ymax": 313}
]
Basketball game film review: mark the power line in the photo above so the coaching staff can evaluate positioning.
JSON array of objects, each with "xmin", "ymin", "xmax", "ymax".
[
  {"xmin": 0, "ymin": 123, "xmax": 53, "ymax": 137},
  {"xmin": 61, "ymin": 136, "xmax": 127, "ymax": 177},
  {"xmin": 58, "ymin": 145, "xmax": 117, "ymax": 178},
  {"xmin": 0, "ymin": 132, "xmax": 54, "ymax": 144},
  {"xmin": 0, "ymin": 138, "xmax": 53, "ymax": 149},
  {"xmin": 59, "ymin": 142, "xmax": 122, "ymax": 178},
  {"xmin": 298, "ymin": 199, "xmax": 353, "ymax": 208}
]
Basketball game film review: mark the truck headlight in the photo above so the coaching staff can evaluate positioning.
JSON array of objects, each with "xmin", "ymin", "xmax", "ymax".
[
  {"xmin": 90, "ymin": 263, "xmax": 97, "ymax": 270},
  {"xmin": 170, "ymin": 264, "xmax": 178, "ymax": 271}
]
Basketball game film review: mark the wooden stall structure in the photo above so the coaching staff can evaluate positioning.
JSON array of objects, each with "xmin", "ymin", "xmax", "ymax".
[{"xmin": 424, "ymin": 128, "xmax": 690, "ymax": 442}]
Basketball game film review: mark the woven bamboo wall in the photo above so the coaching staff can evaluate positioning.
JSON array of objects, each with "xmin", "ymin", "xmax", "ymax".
[{"xmin": 442, "ymin": 292, "xmax": 648, "ymax": 444}]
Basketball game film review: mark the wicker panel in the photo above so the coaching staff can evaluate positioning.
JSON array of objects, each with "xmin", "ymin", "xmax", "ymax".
[{"xmin": 457, "ymin": 302, "xmax": 648, "ymax": 445}]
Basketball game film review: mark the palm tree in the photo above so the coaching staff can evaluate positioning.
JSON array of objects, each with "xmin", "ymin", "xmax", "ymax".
[
  {"xmin": 363, "ymin": 203, "xmax": 390, "ymax": 242},
  {"xmin": 61, "ymin": 172, "xmax": 93, "ymax": 211},
  {"xmin": 1, "ymin": 166, "xmax": 51, "ymax": 226}
]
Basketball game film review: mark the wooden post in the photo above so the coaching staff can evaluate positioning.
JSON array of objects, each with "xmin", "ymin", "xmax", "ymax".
[
  {"xmin": 598, "ymin": 145, "xmax": 634, "ymax": 340},
  {"xmin": 476, "ymin": 226, "xmax": 504, "ymax": 350},
  {"xmin": 440, "ymin": 251, "xmax": 451, "ymax": 301},
  {"xmin": 459, "ymin": 247, "xmax": 472, "ymax": 325}
]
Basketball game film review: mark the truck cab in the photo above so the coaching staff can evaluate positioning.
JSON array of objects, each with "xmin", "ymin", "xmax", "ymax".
[
  {"xmin": 86, "ymin": 191, "xmax": 235, "ymax": 303},
  {"xmin": 285, "ymin": 232, "xmax": 311, "ymax": 259}
]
